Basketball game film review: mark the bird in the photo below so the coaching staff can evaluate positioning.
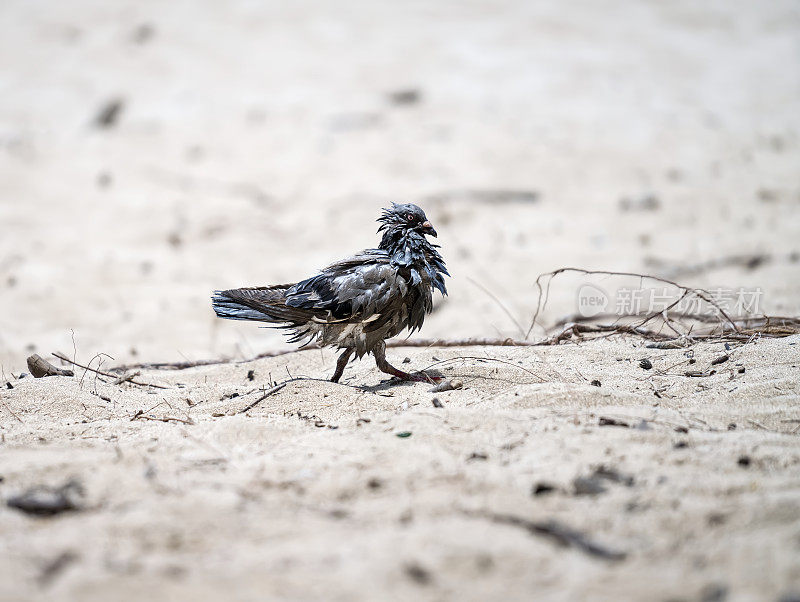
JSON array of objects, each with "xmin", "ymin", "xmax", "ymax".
[{"xmin": 211, "ymin": 203, "xmax": 449, "ymax": 383}]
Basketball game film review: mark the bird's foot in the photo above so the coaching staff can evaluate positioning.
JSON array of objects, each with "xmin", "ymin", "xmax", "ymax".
[
  {"xmin": 383, "ymin": 367, "xmax": 443, "ymax": 384},
  {"xmin": 410, "ymin": 372, "xmax": 444, "ymax": 384},
  {"xmin": 374, "ymin": 343, "xmax": 442, "ymax": 384}
]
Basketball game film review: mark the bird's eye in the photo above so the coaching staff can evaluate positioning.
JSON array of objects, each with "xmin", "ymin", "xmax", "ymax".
[{"xmin": 406, "ymin": 213, "xmax": 416, "ymax": 222}]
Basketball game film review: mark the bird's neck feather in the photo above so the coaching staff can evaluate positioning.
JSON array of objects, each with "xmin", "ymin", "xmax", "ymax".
[
  {"xmin": 379, "ymin": 228, "xmax": 427, "ymax": 261},
  {"xmin": 378, "ymin": 225, "xmax": 448, "ymax": 295}
]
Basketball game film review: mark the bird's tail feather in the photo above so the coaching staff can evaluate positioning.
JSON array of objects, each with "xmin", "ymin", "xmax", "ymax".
[{"xmin": 212, "ymin": 286, "xmax": 302, "ymax": 324}]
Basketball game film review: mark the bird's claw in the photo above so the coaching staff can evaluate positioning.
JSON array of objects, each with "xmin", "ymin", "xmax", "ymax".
[{"xmin": 415, "ymin": 372, "xmax": 443, "ymax": 383}]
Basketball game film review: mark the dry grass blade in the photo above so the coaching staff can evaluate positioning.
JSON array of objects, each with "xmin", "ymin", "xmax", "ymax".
[{"xmin": 466, "ymin": 276, "xmax": 527, "ymax": 339}]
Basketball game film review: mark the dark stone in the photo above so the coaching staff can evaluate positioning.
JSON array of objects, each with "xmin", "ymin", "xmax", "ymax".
[
  {"xmin": 404, "ymin": 562, "xmax": 432, "ymax": 585},
  {"xmin": 387, "ymin": 89, "xmax": 422, "ymax": 106},
  {"xmin": 700, "ymin": 583, "xmax": 728, "ymax": 602},
  {"xmin": 7, "ymin": 480, "xmax": 84, "ymax": 516},
  {"xmin": 573, "ymin": 476, "xmax": 607, "ymax": 496},
  {"xmin": 711, "ymin": 354, "xmax": 729, "ymax": 366},
  {"xmin": 531, "ymin": 482, "xmax": 557, "ymax": 496},
  {"xmin": 599, "ymin": 416, "xmax": 630, "ymax": 428},
  {"xmin": 592, "ymin": 465, "xmax": 634, "ymax": 486},
  {"xmin": 94, "ymin": 98, "xmax": 124, "ymax": 129}
]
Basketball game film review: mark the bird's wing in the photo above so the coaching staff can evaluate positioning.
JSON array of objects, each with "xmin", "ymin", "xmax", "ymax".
[{"xmin": 285, "ymin": 250, "xmax": 405, "ymax": 322}]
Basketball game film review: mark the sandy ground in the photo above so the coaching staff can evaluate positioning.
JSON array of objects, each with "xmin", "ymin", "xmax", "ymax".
[
  {"xmin": 2, "ymin": 339, "xmax": 800, "ymax": 601},
  {"xmin": 1, "ymin": 0, "xmax": 800, "ymax": 600}
]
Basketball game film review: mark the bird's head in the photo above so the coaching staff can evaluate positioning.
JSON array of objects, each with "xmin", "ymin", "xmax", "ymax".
[{"xmin": 377, "ymin": 202, "xmax": 437, "ymax": 238}]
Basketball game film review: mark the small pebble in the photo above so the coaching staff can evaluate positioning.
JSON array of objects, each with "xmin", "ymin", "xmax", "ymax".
[
  {"xmin": 599, "ymin": 417, "xmax": 629, "ymax": 428},
  {"xmin": 592, "ymin": 465, "xmax": 634, "ymax": 486},
  {"xmin": 700, "ymin": 583, "xmax": 728, "ymax": 602},
  {"xmin": 573, "ymin": 476, "xmax": 607, "ymax": 496},
  {"xmin": 404, "ymin": 562, "xmax": 432, "ymax": 585},
  {"xmin": 7, "ymin": 480, "xmax": 84, "ymax": 516},
  {"xmin": 531, "ymin": 482, "xmax": 557, "ymax": 496},
  {"xmin": 429, "ymin": 379, "xmax": 462, "ymax": 393},
  {"xmin": 711, "ymin": 354, "xmax": 729, "ymax": 366}
]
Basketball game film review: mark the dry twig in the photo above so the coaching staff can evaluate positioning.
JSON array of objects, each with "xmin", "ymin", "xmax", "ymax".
[
  {"xmin": 99, "ymin": 268, "xmax": 799, "ymax": 376},
  {"xmin": 237, "ymin": 382, "xmax": 288, "ymax": 414},
  {"xmin": 527, "ymin": 267, "xmax": 740, "ymax": 339},
  {"xmin": 52, "ymin": 352, "xmax": 167, "ymax": 389},
  {"xmin": 130, "ymin": 410, "xmax": 194, "ymax": 425},
  {"xmin": 112, "ymin": 338, "xmax": 541, "ymax": 372}
]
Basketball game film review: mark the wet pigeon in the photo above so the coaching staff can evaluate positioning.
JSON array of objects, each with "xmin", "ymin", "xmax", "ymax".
[{"xmin": 212, "ymin": 203, "xmax": 448, "ymax": 382}]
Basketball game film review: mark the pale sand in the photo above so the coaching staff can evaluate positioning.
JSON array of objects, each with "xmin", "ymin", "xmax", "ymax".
[
  {"xmin": 1, "ymin": 0, "xmax": 800, "ymax": 600},
  {"xmin": 2, "ymin": 338, "xmax": 800, "ymax": 601}
]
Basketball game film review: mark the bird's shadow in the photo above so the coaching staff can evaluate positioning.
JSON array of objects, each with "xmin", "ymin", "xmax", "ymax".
[{"xmin": 356, "ymin": 370, "xmax": 445, "ymax": 393}]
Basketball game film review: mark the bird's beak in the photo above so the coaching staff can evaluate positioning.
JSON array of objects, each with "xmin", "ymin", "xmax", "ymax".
[{"xmin": 421, "ymin": 220, "xmax": 437, "ymax": 237}]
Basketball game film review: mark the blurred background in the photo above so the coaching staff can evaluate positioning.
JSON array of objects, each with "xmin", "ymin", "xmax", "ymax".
[{"xmin": 1, "ymin": 0, "xmax": 798, "ymax": 373}]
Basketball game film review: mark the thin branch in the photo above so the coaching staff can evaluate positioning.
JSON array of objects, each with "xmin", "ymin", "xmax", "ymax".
[
  {"xmin": 527, "ymin": 267, "xmax": 740, "ymax": 338},
  {"xmin": 130, "ymin": 410, "xmax": 194, "ymax": 424},
  {"xmin": 1, "ymin": 400, "xmax": 23, "ymax": 423},
  {"xmin": 237, "ymin": 382, "xmax": 287, "ymax": 414},
  {"xmin": 111, "ymin": 371, "xmax": 141, "ymax": 386},
  {"xmin": 53, "ymin": 352, "xmax": 167, "ymax": 389},
  {"xmin": 102, "ymin": 267, "xmax": 798, "ymax": 375},
  {"xmin": 112, "ymin": 338, "xmax": 542, "ymax": 372}
]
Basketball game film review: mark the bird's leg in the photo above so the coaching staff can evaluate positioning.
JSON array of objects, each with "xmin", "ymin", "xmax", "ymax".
[
  {"xmin": 373, "ymin": 341, "xmax": 442, "ymax": 383},
  {"xmin": 330, "ymin": 348, "xmax": 354, "ymax": 383}
]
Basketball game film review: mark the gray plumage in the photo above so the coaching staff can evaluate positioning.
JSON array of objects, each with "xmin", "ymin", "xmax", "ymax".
[{"xmin": 212, "ymin": 203, "xmax": 448, "ymax": 382}]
